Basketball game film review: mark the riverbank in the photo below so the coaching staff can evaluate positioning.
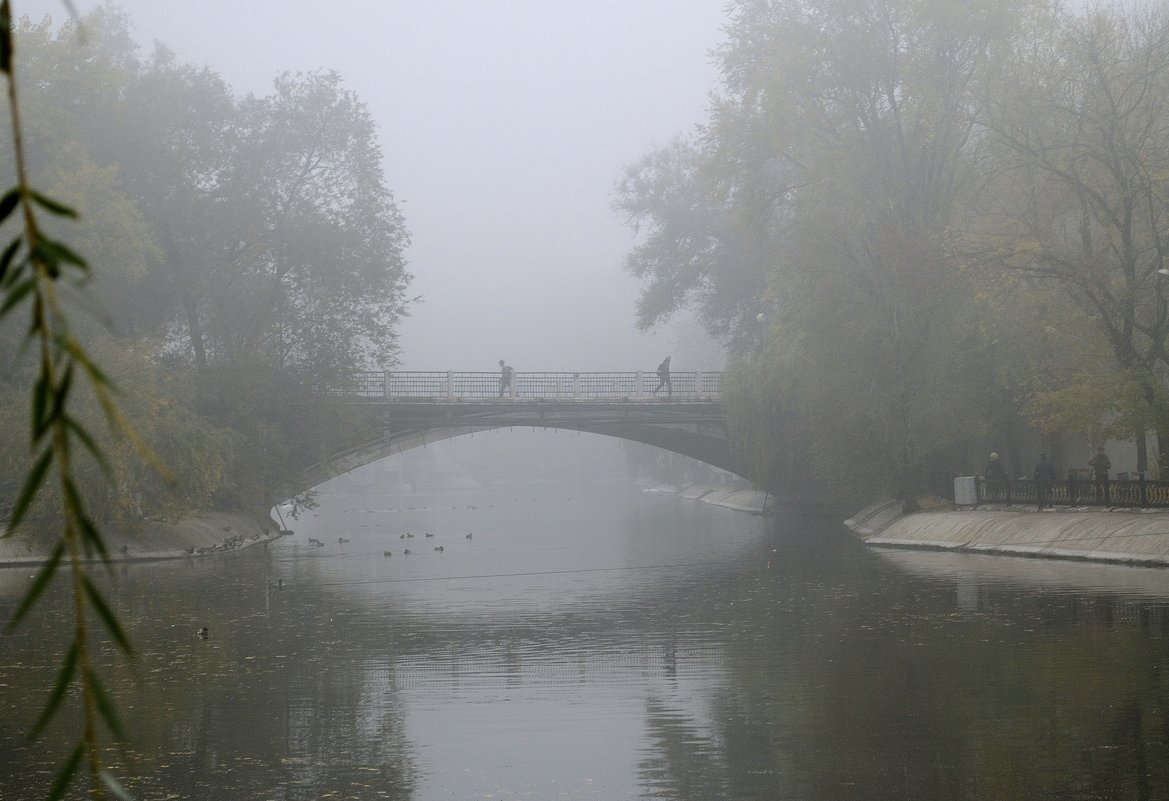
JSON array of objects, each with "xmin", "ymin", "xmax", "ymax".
[
  {"xmin": 846, "ymin": 500, "xmax": 1169, "ymax": 567},
  {"xmin": 642, "ymin": 483, "xmax": 773, "ymax": 514},
  {"xmin": 679, "ymin": 484, "xmax": 773, "ymax": 513},
  {"xmin": 0, "ymin": 511, "xmax": 285, "ymax": 567}
]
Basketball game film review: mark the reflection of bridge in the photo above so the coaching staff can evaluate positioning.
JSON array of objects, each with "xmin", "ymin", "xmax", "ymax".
[{"xmin": 295, "ymin": 371, "xmax": 742, "ymax": 494}]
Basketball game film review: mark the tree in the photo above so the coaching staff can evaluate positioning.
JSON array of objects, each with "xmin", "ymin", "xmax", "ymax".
[
  {"xmin": 620, "ymin": 0, "xmax": 1037, "ymax": 501},
  {"xmin": 2, "ymin": 7, "xmax": 417, "ymax": 797},
  {"xmin": 217, "ymin": 70, "xmax": 411, "ymax": 374},
  {"xmin": 6, "ymin": 12, "xmax": 415, "ymax": 508},
  {"xmin": 614, "ymin": 134, "xmax": 782, "ymax": 354},
  {"xmin": 97, "ymin": 41, "xmax": 238, "ymax": 354},
  {"xmin": 722, "ymin": 342, "xmax": 794, "ymax": 495},
  {"xmin": 975, "ymin": 3, "xmax": 1169, "ymax": 472},
  {"xmin": 1, "ymin": 12, "xmax": 253, "ymax": 521},
  {"xmin": 14, "ymin": 13, "xmax": 413, "ymax": 379}
]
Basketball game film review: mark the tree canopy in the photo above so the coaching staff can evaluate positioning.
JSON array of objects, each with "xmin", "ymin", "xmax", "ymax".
[
  {"xmin": 619, "ymin": 0, "xmax": 1169, "ymax": 502},
  {"xmin": 1, "ymin": 8, "xmax": 412, "ymax": 521}
]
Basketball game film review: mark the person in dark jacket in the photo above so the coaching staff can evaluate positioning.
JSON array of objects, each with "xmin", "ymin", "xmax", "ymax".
[
  {"xmin": 983, "ymin": 452, "xmax": 1007, "ymax": 481},
  {"xmin": 498, "ymin": 360, "xmax": 514, "ymax": 398},
  {"xmin": 1088, "ymin": 446, "xmax": 1111, "ymax": 479},
  {"xmin": 983, "ymin": 452, "xmax": 1007, "ymax": 502},
  {"xmin": 653, "ymin": 356, "xmax": 672, "ymax": 397},
  {"xmin": 1089, "ymin": 446, "xmax": 1111, "ymax": 503},
  {"xmin": 1033, "ymin": 452, "xmax": 1057, "ymax": 507}
]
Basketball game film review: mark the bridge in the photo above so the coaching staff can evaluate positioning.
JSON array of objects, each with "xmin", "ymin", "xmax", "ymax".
[{"xmin": 294, "ymin": 370, "xmax": 742, "ymax": 494}]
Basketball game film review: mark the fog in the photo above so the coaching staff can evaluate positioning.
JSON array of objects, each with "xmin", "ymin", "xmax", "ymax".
[
  {"xmin": 335, "ymin": 428, "xmax": 730, "ymax": 494},
  {"xmin": 18, "ymin": 0, "xmax": 730, "ymax": 372}
]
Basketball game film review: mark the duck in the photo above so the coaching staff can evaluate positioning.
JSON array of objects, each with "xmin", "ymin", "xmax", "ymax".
[
  {"xmin": 338, "ymin": 537, "xmax": 350, "ymax": 544},
  {"xmin": 425, "ymin": 532, "xmax": 434, "ymax": 538},
  {"xmin": 434, "ymin": 545, "xmax": 444, "ymax": 552},
  {"xmin": 383, "ymin": 550, "xmax": 392, "ymax": 557},
  {"xmin": 465, "ymin": 533, "xmax": 473, "ymax": 539},
  {"xmin": 403, "ymin": 549, "xmax": 412, "ymax": 555}
]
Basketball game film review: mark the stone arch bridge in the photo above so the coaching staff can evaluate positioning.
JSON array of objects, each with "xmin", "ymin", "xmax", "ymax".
[{"xmin": 294, "ymin": 370, "xmax": 742, "ymax": 494}]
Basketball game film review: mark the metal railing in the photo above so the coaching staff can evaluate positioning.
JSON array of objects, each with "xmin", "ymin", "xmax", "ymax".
[
  {"xmin": 334, "ymin": 370, "xmax": 722, "ymax": 401},
  {"xmin": 977, "ymin": 476, "xmax": 1169, "ymax": 508}
]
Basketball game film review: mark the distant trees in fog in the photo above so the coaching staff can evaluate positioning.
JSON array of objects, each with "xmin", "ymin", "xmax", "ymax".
[
  {"xmin": 0, "ymin": 8, "xmax": 411, "ymax": 521},
  {"xmin": 617, "ymin": 0, "xmax": 1169, "ymax": 502}
]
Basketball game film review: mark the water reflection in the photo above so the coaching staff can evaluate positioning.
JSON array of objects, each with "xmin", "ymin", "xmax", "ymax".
[
  {"xmin": 5, "ymin": 484, "xmax": 1169, "ymax": 799},
  {"xmin": 875, "ymin": 547, "xmax": 1169, "ymax": 600}
]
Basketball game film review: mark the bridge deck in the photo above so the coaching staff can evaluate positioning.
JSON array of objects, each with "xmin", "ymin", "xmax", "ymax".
[{"xmin": 339, "ymin": 370, "xmax": 722, "ymax": 401}]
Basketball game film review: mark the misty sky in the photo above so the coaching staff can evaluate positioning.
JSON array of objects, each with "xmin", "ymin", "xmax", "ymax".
[{"xmin": 17, "ymin": 0, "xmax": 730, "ymax": 372}]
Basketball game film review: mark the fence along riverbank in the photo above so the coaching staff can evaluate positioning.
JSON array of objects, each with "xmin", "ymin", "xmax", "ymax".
[{"xmin": 967, "ymin": 474, "xmax": 1169, "ymax": 509}]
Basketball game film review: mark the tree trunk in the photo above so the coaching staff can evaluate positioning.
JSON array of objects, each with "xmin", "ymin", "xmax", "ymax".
[
  {"xmin": 1137, "ymin": 381, "xmax": 1158, "ymax": 474},
  {"xmin": 180, "ymin": 291, "xmax": 207, "ymax": 371},
  {"xmin": 161, "ymin": 227, "xmax": 207, "ymax": 371}
]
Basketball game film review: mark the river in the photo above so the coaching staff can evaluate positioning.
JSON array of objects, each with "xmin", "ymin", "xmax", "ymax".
[{"xmin": 5, "ymin": 457, "xmax": 1169, "ymax": 799}]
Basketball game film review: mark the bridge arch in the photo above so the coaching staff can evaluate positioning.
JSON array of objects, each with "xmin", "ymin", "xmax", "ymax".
[{"xmin": 293, "ymin": 397, "xmax": 744, "ymax": 499}]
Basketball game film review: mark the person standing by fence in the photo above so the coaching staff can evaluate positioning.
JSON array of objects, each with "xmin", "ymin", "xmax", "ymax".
[
  {"xmin": 1089, "ymin": 446, "xmax": 1111, "ymax": 504},
  {"xmin": 1034, "ymin": 452, "xmax": 1057, "ymax": 508},
  {"xmin": 983, "ymin": 452, "xmax": 1007, "ymax": 502}
]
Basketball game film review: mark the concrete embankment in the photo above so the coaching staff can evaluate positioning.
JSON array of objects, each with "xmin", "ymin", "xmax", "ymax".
[
  {"xmin": 846, "ymin": 501, "xmax": 1169, "ymax": 566},
  {"xmin": 676, "ymin": 484, "xmax": 773, "ymax": 514}
]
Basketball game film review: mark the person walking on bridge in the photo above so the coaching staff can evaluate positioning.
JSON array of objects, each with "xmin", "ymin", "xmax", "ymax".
[
  {"xmin": 653, "ymin": 356, "xmax": 672, "ymax": 397},
  {"xmin": 498, "ymin": 360, "xmax": 514, "ymax": 398}
]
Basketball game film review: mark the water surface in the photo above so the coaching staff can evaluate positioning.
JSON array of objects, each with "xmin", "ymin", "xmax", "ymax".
[{"xmin": 4, "ymin": 478, "xmax": 1169, "ymax": 800}]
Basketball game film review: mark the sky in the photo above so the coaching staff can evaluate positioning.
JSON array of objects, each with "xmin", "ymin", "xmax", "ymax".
[{"xmin": 17, "ymin": 0, "xmax": 732, "ymax": 372}]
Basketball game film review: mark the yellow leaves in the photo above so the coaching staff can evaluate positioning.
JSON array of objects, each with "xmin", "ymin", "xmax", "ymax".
[
  {"xmin": 37, "ymin": 157, "xmax": 162, "ymax": 290},
  {"xmin": 1024, "ymin": 368, "xmax": 1155, "ymax": 438}
]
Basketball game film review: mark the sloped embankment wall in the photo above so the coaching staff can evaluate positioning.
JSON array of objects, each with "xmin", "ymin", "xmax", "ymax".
[{"xmin": 862, "ymin": 509, "xmax": 1169, "ymax": 566}]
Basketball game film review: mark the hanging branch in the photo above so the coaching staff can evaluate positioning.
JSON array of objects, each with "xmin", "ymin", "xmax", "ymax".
[{"xmin": 1, "ymin": 3, "xmax": 162, "ymax": 799}]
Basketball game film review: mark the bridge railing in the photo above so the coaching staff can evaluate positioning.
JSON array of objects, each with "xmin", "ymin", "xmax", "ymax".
[{"xmin": 339, "ymin": 371, "xmax": 722, "ymax": 400}]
